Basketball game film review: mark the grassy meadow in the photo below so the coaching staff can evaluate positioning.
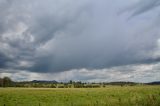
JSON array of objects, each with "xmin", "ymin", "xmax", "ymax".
[{"xmin": 0, "ymin": 86, "xmax": 160, "ymax": 106}]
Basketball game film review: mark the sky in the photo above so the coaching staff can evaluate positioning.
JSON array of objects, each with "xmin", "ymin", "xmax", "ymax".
[{"xmin": 0, "ymin": 0, "xmax": 160, "ymax": 82}]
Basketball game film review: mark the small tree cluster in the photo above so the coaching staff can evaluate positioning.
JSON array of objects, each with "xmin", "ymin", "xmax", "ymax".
[{"xmin": 0, "ymin": 77, "xmax": 13, "ymax": 87}]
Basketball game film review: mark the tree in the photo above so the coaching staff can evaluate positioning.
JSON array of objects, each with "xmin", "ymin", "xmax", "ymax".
[
  {"xmin": 0, "ymin": 78, "xmax": 3, "ymax": 87},
  {"xmin": 3, "ymin": 77, "xmax": 12, "ymax": 87},
  {"xmin": 69, "ymin": 80, "xmax": 73, "ymax": 84}
]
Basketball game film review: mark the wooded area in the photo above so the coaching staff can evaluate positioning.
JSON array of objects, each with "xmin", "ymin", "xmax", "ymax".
[{"xmin": 1, "ymin": 76, "xmax": 155, "ymax": 88}]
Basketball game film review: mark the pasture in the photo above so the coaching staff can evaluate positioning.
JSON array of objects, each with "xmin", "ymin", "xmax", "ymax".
[{"xmin": 0, "ymin": 86, "xmax": 160, "ymax": 106}]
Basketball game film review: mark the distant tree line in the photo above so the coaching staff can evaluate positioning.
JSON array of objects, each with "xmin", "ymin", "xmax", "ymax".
[{"xmin": 1, "ymin": 76, "xmax": 159, "ymax": 88}]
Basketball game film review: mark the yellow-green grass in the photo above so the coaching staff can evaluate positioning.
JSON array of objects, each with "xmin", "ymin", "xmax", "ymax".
[{"xmin": 0, "ymin": 86, "xmax": 160, "ymax": 106}]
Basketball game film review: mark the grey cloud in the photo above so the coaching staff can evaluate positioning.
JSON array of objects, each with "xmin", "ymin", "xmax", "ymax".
[
  {"xmin": 0, "ymin": 52, "xmax": 11, "ymax": 68},
  {"xmin": 1, "ymin": 63, "xmax": 160, "ymax": 82},
  {"xmin": 122, "ymin": 0, "xmax": 160, "ymax": 18},
  {"xmin": 0, "ymin": 0, "xmax": 160, "ymax": 74}
]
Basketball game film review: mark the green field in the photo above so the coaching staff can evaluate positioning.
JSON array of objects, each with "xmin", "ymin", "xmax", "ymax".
[{"xmin": 0, "ymin": 86, "xmax": 160, "ymax": 106}]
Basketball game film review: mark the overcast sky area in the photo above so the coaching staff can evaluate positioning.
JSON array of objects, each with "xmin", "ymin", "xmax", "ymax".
[{"xmin": 0, "ymin": 0, "xmax": 160, "ymax": 82}]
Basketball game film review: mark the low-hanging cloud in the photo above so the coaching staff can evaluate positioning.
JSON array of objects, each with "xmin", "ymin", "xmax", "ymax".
[{"xmin": 0, "ymin": 0, "xmax": 160, "ymax": 74}]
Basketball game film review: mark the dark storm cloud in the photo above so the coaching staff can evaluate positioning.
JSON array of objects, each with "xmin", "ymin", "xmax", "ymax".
[
  {"xmin": 0, "ymin": 0, "xmax": 160, "ymax": 73},
  {"xmin": 133, "ymin": 0, "xmax": 160, "ymax": 16},
  {"xmin": 0, "ymin": 52, "xmax": 11, "ymax": 68},
  {"xmin": 121, "ymin": 0, "xmax": 160, "ymax": 18}
]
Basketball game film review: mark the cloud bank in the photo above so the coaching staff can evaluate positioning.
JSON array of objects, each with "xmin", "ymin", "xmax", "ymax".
[{"xmin": 0, "ymin": 0, "xmax": 160, "ymax": 81}]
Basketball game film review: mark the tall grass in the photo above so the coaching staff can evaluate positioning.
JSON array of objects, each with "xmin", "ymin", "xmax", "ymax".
[{"xmin": 0, "ymin": 85, "xmax": 160, "ymax": 106}]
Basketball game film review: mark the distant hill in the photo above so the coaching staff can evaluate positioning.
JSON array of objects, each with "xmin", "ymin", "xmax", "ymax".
[
  {"xmin": 104, "ymin": 81, "xmax": 137, "ymax": 86},
  {"xmin": 147, "ymin": 81, "xmax": 160, "ymax": 85}
]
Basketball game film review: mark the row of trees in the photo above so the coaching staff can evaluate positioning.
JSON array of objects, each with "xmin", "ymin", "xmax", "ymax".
[
  {"xmin": 0, "ymin": 77, "xmax": 139, "ymax": 88},
  {"xmin": 11, "ymin": 81, "xmax": 103, "ymax": 88}
]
